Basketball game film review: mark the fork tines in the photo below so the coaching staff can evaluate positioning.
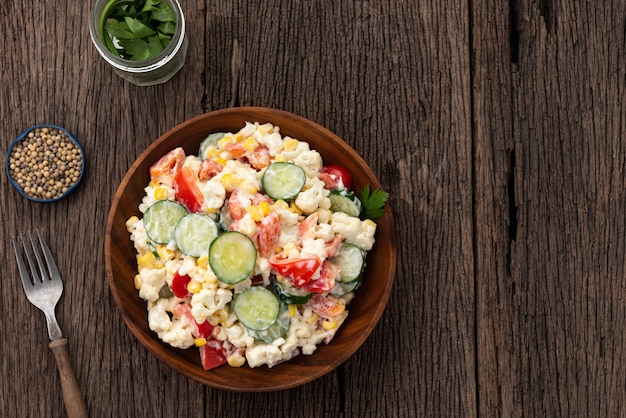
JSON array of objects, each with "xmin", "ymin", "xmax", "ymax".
[{"xmin": 13, "ymin": 231, "xmax": 61, "ymax": 287}]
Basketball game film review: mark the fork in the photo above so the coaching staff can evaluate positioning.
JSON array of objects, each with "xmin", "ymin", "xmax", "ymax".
[{"xmin": 13, "ymin": 231, "xmax": 89, "ymax": 418}]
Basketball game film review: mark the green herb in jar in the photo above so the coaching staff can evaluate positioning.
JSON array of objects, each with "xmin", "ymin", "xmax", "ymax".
[{"xmin": 101, "ymin": 0, "xmax": 176, "ymax": 61}]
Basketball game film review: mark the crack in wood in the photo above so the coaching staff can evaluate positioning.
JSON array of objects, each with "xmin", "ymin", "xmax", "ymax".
[
  {"xmin": 230, "ymin": 39, "xmax": 242, "ymax": 108},
  {"xmin": 509, "ymin": 0, "xmax": 520, "ymax": 64}
]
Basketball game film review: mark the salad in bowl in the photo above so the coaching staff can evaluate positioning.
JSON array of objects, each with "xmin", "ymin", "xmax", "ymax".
[{"xmin": 126, "ymin": 121, "xmax": 388, "ymax": 370}]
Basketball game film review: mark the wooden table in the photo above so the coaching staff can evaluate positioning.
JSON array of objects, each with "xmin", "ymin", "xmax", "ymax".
[{"xmin": 1, "ymin": 0, "xmax": 624, "ymax": 416}]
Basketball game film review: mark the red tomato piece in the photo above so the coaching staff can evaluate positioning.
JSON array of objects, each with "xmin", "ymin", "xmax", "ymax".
[
  {"xmin": 258, "ymin": 212, "xmax": 281, "ymax": 257},
  {"xmin": 317, "ymin": 172, "xmax": 337, "ymax": 189},
  {"xmin": 301, "ymin": 260, "xmax": 338, "ymax": 293},
  {"xmin": 325, "ymin": 234, "xmax": 344, "ymax": 258},
  {"xmin": 321, "ymin": 164, "xmax": 353, "ymax": 190},
  {"xmin": 309, "ymin": 293, "xmax": 346, "ymax": 319},
  {"xmin": 224, "ymin": 142, "xmax": 247, "ymax": 159},
  {"xmin": 174, "ymin": 165, "xmax": 204, "ymax": 213},
  {"xmin": 199, "ymin": 340, "xmax": 228, "ymax": 370},
  {"xmin": 297, "ymin": 213, "xmax": 318, "ymax": 242},
  {"xmin": 170, "ymin": 272, "xmax": 192, "ymax": 298},
  {"xmin": 269, "ymin": 255, "xmax": 321, "ymax": 287},
  {"xmin": 228, "ymin": 188, "xmax": 248, "ymax": 220},
  {"xmin": 150, "ymin": 147, "xmax": 185, "ymax": 186},
  {"xmin": 246, "ymin": 144, "xmax": 272, "ymax": 169},
  {"xmin": 174, "ymin": 302, "xmax": 214, "ymax": 338},
  {"xmin": 198, "ymin": 158, "xmax": 223, "ymax": 180}
]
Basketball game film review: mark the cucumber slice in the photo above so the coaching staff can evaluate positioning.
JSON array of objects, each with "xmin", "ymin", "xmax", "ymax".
[
  {"xmin": 209, "ymin": 231, "xmax": 256, "ymax": 284},
  {"xmin": 273, "ymin": 279, "xmax": 312, "ymax": 305},
  {"xmin": 233, "ymin": 286, "xmax": 280, "ymax": 331},
  {"xmin": 330, "ymin": 280, "xmax": 361, "ymax": 296},
  {"xmin": 198, "ymin": 132, "xmax": 225, "ymax": 159},
  {"xmin": 262, "ymin": 162, "xmax": 306, "ymax": 200},
  {"xmin": 329, "ymin": 189, "xmax": 362, "ymax": 217},
  {"xmin": 332, "ymin": 243, "xmax": 366, "ymax": 283},
  {"xmin": 143, "ymin": 200, "xmax": 188, "ymax": 244},
  {"xmin": 174, "ymin": 213, "xmax": 218, "ymax": 257},
  {"xmin": 248, "ymin": 302, "xmax": 290, "ymax": 342}
]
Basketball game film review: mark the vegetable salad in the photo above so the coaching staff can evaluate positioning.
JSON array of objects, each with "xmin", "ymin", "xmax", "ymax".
[{"xmin": 126, "ymin": 122, "xmax": 381, "ymax": 369}]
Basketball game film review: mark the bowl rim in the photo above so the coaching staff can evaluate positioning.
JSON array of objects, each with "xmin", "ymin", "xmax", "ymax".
[
  {"xmin": 5, "ymin": 124, "xmax": 85, "ymax": 203},
  {"xmin": 105, "ymin": 107, "xmax": 396, "ymax": 391}
]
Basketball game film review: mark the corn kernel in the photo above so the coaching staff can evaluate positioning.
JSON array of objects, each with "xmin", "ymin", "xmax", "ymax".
[
  {"xmin": 197, "ymin": 254, "xmax": 209, "ymax": 269},
  {"xmin": 274, "ymin": 154, "xmax": 287, "ymax": 162},
  {"xmin": 307, "ymin": 313, "xmax": 319, "ymax": 324},
  {"xmin": 228, "ymin": 354, "xmax": 246, "ymax": 367},
  {"xmin": 363, "ymin": 219, "xmax": 376, "ymax": 228},
  {"xmin": 274, "ymin": 199, "xmax": 289, "ymax": 210},
  {"xmin": 243, "ymin": 184, "xmax": 258, "ymax": 194},
  {"xmin": 215, "ymin": 157, "xmax": 227, "ymax": 166},
  {"xmin": 188, "ymin": 281, "xmax": 203, "ymax": 294},
  {"xmin": 249, "ymin": 205, "xmax": 263, "ymax": 222},
  {"xmin": 234, "ymin": 132, "xmax": 244, "ymax": 143},
  {"xmin": 283, "ymin": 138, "xmax": 299, "ymax": 151},
  {"xmin": 259, "ymin": 201, "xmax": 271, "ymax": 215},
  {"xmin": 221, "ymin": 174, "xmax": 240, "ymax": 192},
  {"xmin": 258, "ymin": 123, "xmax": 272, "ymax": 134},
  {"xmin": 206, "ymin": 146, "xmax": 220, "ymax": 159},
  {"xmin": 137, "ymin": 251, "xmax": 156, "ymax": 270},
  {"xmin": 322, "ymin": 320, "xmax": 338, "ymax": 330},
  {"xmin": 289, "ymin": 201, "xmax": 302, "ymax": 214},
  {"xmin": 218, "ymin": 136, "xmax": 233, "ymax": 149},
  {"xmin": 243, "ymin": 137, "xmax": 259, "ymax": 152},
  {"xmin": 153, "ymin": 187, "xmax": 167, "ymax": 200},
  {"xmin": 288, "ymin": 304, "xmax": 297, "ymax": 317},
  {"xmin": 133, "ymin": 274, "xmax": 142, "ymax": 290},
  {"xmin": 194, "ymin": 338, "xmax": 207, "ymax": 347}
]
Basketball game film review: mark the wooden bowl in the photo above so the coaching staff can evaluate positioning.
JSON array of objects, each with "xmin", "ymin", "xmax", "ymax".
[{"xmin": 105, "ymin": 107, "xmax": 396, "ymax": 391}]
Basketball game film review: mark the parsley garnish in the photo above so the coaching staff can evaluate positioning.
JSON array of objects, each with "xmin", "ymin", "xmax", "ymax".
[
  {"xmin": 359, "ymin": 184, "xmax": 389, "ymax": 219},
  {"xmin": 101, "ymin": 0, "xmax": 176, "ymax": 61}
]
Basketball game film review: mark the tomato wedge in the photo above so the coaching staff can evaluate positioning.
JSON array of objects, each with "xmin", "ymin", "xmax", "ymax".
[
  {"xmin": 269, "ymin": 255, "xmax": 321, "ymax": 287},
  {"xmin": 150, "ymin": 147, "xmax": 185, "ymax": 186},
  {"xmin": 199, "ymin": 340, "xmax": 228, "ymax": 370},
  {"xmin": 300, "ymin": 260, "xmax": 339, "ymax": 293},
  {"xmin": 174, "ymin": 165, "xmax": 204, "ymax": 213},
  {"xmin": 320, "ymin": 164, "xmax": 353, "ymax": 190},
  {"xmin": 258, "ymin": 212, "xmax": 281, "ymax": 257},
  {"xmin": 170, "ymin": 272, "xmax": 192, "ymax": 298}
]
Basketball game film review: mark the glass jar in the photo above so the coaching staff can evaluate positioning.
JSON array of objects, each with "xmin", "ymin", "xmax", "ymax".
[{"xmin": 89, "ymin": 0, "xmax": 188, "ymax": 86}]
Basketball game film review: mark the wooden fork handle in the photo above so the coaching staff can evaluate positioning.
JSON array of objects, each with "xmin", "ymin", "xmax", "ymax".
[{"xmin": 49, "ymin": 338, "xmax": 89, "ymax": 418}]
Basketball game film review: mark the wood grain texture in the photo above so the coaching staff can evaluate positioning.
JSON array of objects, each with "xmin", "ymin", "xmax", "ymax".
[
  {"xmin": 0, "ymin": 0, "xmax": 624, "ymax": 416},
  {"xmin": 473, "ymin": 0, "xmax": 626, "ymax": 416}
]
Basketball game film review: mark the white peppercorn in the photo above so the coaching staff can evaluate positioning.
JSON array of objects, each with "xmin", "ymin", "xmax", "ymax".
[{"xmin": 8, "ymin": 126, "xmax": 84, "ymax": 200}]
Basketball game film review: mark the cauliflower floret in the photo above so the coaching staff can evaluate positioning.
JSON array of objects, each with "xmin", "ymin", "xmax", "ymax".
[
  {"xmin": 293, "ymin": 149, "xmax": 323, "ymax": 178},
  {"xmin": 330, "ymin": 212, "xmax": 377, "ymax": 250},
  {"xmin": 191, "ymin": 288, "xmax": 233, "ymax": 323},
  {"xmin": 231, "ymin": 213, "xmax": 258, "ymax": 237},
  {"xmin": 256, "ymin": 131, "xmax": 283, "ymax": 156},
  {"xmin": 200, "ymin": 177, "xmax": 226, "ymax": 212},
  {"xmin": 315, "ymin": 222, "xmax": 335, "ymax": 241},
  {"xmin": 245, "ymin": 339, "xmax": 287, "ymax": 368},
  {"xmin": 127, "ymin": 216, "xmax": 150, "ymax": 254},
  {"xmin": 223, "ymin": 323, "xmax": 255, "ymax": 348},
  {"xmin": 148, "ymin": 299, "xmax": 194, "ymax": 349},
  {"xmin": 219, "ymin": 160, "xmax": 260, "ymax": 193},
  {"xmin": 300, "ymin": 238, "xmax": 328, "ymax": 261},
  {"xmin": 295, "ymin": 177, "xmax": 329, "ymax": 214},
  {"xmin": 137, "ymin": 268, "xmax": 167, "ymax": 302}
]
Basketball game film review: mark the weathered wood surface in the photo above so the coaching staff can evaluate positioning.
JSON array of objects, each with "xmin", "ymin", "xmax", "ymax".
[{"xmin": 0, "ymin": 0, "xmax": 624, "ymax": 416}]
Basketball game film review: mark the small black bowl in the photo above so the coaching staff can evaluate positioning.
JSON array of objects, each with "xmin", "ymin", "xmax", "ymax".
[{"xmin": 6, "ymin": 124, "xmax": 85, "ymax": 202}]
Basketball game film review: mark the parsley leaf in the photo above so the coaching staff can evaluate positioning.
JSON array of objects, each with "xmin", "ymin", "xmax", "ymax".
[
  {"xmin": 359, "ymin": 184, "xmax": 389, "ymax": 220},
  {"xmin": 101, "ymin": 0, "xmax": 176, "ymax": 60}
]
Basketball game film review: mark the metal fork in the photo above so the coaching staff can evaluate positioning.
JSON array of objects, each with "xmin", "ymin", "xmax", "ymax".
[{"xmin": 13, "ymin": 231, "xmax": 89, "ymax": 418}]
